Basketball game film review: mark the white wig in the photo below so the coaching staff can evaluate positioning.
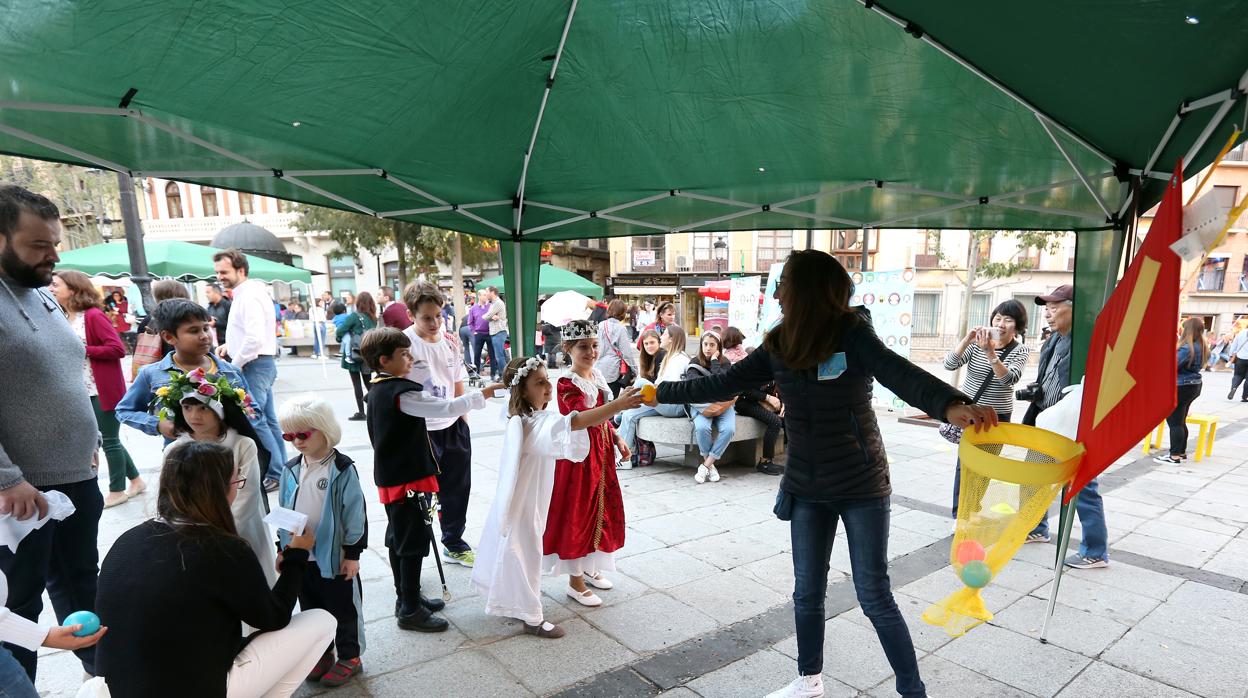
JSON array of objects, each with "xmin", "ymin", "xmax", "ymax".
[{"xmin": 277, "ymin": 394, "xmax": 342, "ymax": 448}]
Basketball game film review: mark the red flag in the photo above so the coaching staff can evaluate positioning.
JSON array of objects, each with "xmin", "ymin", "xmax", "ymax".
[{"xmin": 1069, "ymin": 162, "xmax": 1183, "ymax": 502}]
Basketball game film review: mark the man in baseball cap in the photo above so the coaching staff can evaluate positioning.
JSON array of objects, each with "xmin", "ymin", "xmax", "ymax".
[{"xmin": 1035, "ymin": 284, "xmax": 1073, "ymax": 305}]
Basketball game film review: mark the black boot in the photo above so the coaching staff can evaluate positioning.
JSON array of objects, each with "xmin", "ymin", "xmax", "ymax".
[
  {"xmin": 397, "ymin": 603, "xmax": 449, "ymax": 632},
  {"xmin": 755, "ymin": 459, "xmax": 783, "ymax": 476},
  {"xmin": 394, "ymin": 595, "xmax": 445, "ymax": 616}
]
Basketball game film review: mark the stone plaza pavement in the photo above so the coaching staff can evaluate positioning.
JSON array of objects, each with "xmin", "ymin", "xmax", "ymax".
[{"xmin": 32, "ymin": 358, "xmax": 1248, "ymax": 698}]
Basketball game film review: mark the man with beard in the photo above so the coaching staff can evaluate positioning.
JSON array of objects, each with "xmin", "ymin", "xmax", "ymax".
[{"xmin": 0, "ymin": 185, "xmax": 103, "ymax": 680}]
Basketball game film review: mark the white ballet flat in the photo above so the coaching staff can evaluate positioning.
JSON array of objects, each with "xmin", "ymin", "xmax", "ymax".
[
  {"xmin": 565, "ymin": 586, "xmax": 603, "ymax": 607},
  {"xmin": 584, "ymin": 573, "xmax": 614, "ymax": 590}
]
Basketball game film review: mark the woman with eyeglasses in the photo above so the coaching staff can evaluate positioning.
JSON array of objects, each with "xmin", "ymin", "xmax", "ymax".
[
  {"xmin": 95, "ymin": 441, "xmax": 336, "ymax": 698},
  {"xmin": 165, "ymin": 383, "xmax": 276, "ymax": 584},
  {"xmin": 649, "ymin": 250, "xmax": 994, "ymax": 698}
]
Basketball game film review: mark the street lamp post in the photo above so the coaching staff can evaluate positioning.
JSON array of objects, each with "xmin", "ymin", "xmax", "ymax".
[{"xmin": 713, "ymin": 236, "xmax": 727, "ymax": 279}]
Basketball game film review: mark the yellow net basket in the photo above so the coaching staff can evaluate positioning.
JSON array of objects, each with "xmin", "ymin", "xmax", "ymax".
[{"xmin": 922, "ymin": 423, "xmax": 1084, "ymax": 637}]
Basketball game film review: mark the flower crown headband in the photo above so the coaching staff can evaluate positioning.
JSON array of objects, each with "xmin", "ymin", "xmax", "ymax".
[
  {"xmin": 509, "ymin": 357, "xmax": 545, "ymax": 387},
  {"xmin": 152, "ymin": 367, "xmax": 256, "ymax": 421}
]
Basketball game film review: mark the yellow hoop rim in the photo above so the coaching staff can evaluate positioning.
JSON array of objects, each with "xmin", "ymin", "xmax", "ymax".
[{"xmin": 958, "ymin": 423, "xmax": 1084, "ymax": 485}]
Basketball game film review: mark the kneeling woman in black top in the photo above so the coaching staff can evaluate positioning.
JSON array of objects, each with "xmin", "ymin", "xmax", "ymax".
[
  {"xmin": 652, "ymin": 250, "xmax": 995, "ymax": 698},
  {"xmin": 95, "ymin": 441, "xmax": 337, "ymax": 698}
]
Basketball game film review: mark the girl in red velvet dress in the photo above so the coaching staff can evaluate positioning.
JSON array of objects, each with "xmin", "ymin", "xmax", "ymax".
[{"xmin": 542, "ymin": 320, "xmax": 635, "ymax": 607}]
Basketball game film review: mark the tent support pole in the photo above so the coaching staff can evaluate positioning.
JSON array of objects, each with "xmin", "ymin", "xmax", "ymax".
[
  {"xmin": 1039, "ymin": 492, "xmax": 1077, "ymax": 643},
  {"xmin": 1183, "ymin": 95, "xmax": 1240, "ymax": 168},
  {"xmin": 0, "ymin": 122, "xmax": 130, "ymax": 173},
  {"xmin": 1036, "ymin": 115, "xmax": 1113, "ymax": 220},
  {"xmin": 514, "ymin": 0, "xmax": 580, "ymax": 234},
  {"xmin": 859, "ymin": 1, "xmax": 1113, "ymax": 166}
]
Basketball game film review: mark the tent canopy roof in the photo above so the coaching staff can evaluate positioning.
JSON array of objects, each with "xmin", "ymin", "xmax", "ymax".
[
  {"xmin": 56, "ymin": 240, "xmax": 313, "ymax": 283},
  {"xmin": 0, "ymin": 1, "xmax": 1244, "ymax": 239},
  {"xmin": 478, "ymin": 264, "xmax": 605, "ymax": 298}
]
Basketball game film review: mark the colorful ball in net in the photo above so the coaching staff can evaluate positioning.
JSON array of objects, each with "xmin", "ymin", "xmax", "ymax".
[
  {"xmin": 959, "ymin": 560, "xmax": 992, "ymax": 589},
  {"xmin": 954, "ymin": 540, "xmax": 986, "ymax": 565}
]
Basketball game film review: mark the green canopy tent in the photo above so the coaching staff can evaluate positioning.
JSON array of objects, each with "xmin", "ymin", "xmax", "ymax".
[
  {"xmin": 476, "ymin": 264, "xmax": 604, "ymax": 298},
  {"xmin": 56, "ymin": 240, "xmax": 313, "ymax": 284},
  {"xmin": 1, "ymin": 1, "xmax": 1245, "ymax": 649},
  {"xmin": 0, "ymin": 1, "xmax": 1244, "ymax": 362}
]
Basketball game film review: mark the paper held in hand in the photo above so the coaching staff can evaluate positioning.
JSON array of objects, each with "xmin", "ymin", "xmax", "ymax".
[{"xmin": 264, "ymin": 506, "xmax": 308, "ymax": 536}]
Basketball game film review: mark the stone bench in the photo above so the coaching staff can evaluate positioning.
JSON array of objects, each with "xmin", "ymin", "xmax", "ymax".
[{"xmin": 636, "ymin": 414, "xmax": 783, "ymax": 468}]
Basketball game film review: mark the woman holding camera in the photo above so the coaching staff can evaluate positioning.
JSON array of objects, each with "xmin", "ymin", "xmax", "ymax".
[{"xmin": 942, "ymin": 300, "xmax": 1030, "ymax": 517}]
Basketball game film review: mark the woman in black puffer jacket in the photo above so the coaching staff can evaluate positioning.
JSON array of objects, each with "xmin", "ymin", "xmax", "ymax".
[{"xmin": 652, "ymin": 250, "xmax": 994, "ymax": 698}]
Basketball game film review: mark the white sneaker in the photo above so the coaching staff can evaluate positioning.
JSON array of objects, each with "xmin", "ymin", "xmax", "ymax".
[
  {"xmin": 694, "ymin": 465, "xmax": 709, "ymax": 484},
  {"xmin": 765, "ymin": 674, "xmax": 824, "ymax": 698},
  {"xmin": 708, "ymin": 465, "xmax": 721, "ymax": 482}
]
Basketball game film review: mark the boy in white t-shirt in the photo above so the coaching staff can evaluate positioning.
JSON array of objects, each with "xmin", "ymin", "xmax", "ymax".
[{"xmin": 402, "ymin": 282, "xmax": 478, "ymax": 567}]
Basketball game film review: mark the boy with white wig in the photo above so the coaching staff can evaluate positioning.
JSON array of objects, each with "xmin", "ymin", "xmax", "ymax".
[{"xmin": 276, "ymin": 394, "xmax": 368, "ymax": 688}]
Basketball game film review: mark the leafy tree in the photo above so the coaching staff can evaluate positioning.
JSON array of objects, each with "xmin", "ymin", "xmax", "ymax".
[
  {"xmin": 293, "ymin": 205, "xmax": 498, "ymax": 320},
  {"xmin": 0, "ymin": 156, "xmax": 121, "ymax": 249},
  {"xmin": 933, "ymin": 229, "xmax": 1068, "ymax": 339}
]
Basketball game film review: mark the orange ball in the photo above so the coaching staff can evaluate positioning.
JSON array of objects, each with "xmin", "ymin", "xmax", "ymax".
[
  {"xmin": 955, "ymin": 540, "xmax": 986, "ymax": 565},
  {"xmin": 640, "ymin": 384, "xmax": 657, "ymax": 403}
]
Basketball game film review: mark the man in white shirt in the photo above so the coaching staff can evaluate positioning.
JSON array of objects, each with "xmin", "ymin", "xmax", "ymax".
[
  {"xmin": 213, "ymin": 249, "xmax": 288, "ymax": 491},
  {"xmin": 402, "ymin": 282, "xmax": 478, "ymax": 566}
]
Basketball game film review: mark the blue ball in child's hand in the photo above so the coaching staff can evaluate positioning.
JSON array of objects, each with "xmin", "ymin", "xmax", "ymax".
[{"xmin": 62, "ymin": 611, "xmax": 100, "ymax": 637}]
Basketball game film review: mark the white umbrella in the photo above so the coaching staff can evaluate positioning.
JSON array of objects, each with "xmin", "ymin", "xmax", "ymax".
[{"xmin": 540, "ymin": 290, "xmax": 594, "ymax": 326}]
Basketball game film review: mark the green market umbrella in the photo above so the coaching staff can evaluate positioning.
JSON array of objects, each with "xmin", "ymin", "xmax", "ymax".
[
  {"xmin": 476, "ymin": 264, "xmax": 603, "ymax": 298},
  {"xmin": 57, "ymin": 240, "xmax": 312, "ymax": 283}
]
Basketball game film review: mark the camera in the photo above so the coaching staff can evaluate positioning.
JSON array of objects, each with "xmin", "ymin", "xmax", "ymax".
[{"xmin": 1015, "ymin": 382, "xmax": 1043, "ymax": 402}]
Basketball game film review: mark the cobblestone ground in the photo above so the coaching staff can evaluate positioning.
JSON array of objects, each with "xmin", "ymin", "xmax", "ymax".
[{"xmin": 32, "ymin": 358, "xmax": 1248, "ymax": 698}]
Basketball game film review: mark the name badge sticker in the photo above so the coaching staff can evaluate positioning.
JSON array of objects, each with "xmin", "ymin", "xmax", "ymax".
[{"xmin": 817, "ymin": 352, "xmax": 847, "ymax": 381}]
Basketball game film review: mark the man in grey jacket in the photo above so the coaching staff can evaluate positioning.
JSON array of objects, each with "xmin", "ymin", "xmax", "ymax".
[{"xmin": 0, "ymin": 186, "xmax": 102, "ymax": 680}]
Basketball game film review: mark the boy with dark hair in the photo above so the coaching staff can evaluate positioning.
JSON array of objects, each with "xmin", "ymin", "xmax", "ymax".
[
  {"xmin": 402, "ymin": 282, "xmax": 479, "ymax": 566},
  {"xmin": 116, "ymin": 299, "xmax": 254, "ymax": 440},
  {"xmin": 360, "ymin": 327, "xmax": 501, "ymax": 632}
]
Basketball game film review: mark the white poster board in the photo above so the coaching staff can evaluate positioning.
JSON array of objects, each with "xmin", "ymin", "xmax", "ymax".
[
  {"xmin": 850, "ymin": 268, "xmax": 917, "ymax": 410},
  {"xmin": 728, "ymin": 276, "xmax": 761, "ymax": 340},
  {"xmin": 747, "ymin": 262, "xmax": 785, "ymax": 348}
]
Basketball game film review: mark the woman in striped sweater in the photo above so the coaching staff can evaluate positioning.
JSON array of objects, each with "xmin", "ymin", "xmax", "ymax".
[{"xmin": 943, "ymin": 299, "xmax": 1031, "ymax": 517}]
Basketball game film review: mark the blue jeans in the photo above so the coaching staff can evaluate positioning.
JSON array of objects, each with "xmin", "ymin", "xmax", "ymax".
[
  {"xmin": 472, "ymin": 333, "xmax": 491, "ymax": 375},
  {"xmin": 789, "ymin": 494, "xmax": 925, "ymax": 697},
  {"xmin": 0, "ymin": 646, "xmax": 37, "ymax": 698},
  {"xmin": 617, "ymin": 403, "xmax": 687, "ymax": 451},
  {"xmin": 1030, "ymin": 478, "xmax": 1108, "ymax": 560},
  {"xmin": 312, "ymin": 321, "xmax": 326, "ymax": 357},
  {"xmin": 692, "ymin": 405, "xmax": 736, "ymax": 460},
  {"xmin": 458, "ymin": 324, "xmax": 474, "ymax": 366},
  {"xmin": 241, "ymin": 355, "xmax": 288, "ymax": 481},
  {"xmin": 489, "ymin": 331, "xmax": 509, "ymax": 379}
]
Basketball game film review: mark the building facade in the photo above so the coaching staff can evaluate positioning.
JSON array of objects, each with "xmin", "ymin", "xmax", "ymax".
[
  {"xmin": 607, "ymin": 228, "xmax": 1074, "ymax": 357},
  {"xmin": 1154, "ymin": 142, "xmax": 1248, "ymax": 337}
]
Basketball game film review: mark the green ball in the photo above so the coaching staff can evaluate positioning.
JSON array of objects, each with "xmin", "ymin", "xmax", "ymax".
[{"xmin": 960, "ymin": 560, "xmax": 992, "ymax": 589}]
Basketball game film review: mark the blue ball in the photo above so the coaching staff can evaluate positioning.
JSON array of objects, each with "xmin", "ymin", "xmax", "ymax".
[
  {"xmin": 62, "ymin": 611, "xmax": 100, "ymax": 637},
  {"xmin": 960, "ymin": 561, "xmax": 993, "ymax": 589}
]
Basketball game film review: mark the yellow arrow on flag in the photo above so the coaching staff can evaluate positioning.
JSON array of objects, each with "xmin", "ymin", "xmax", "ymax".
[{"xmin": 1093, "ymin": 256, "xmax": 1161, "ymax": 428}]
